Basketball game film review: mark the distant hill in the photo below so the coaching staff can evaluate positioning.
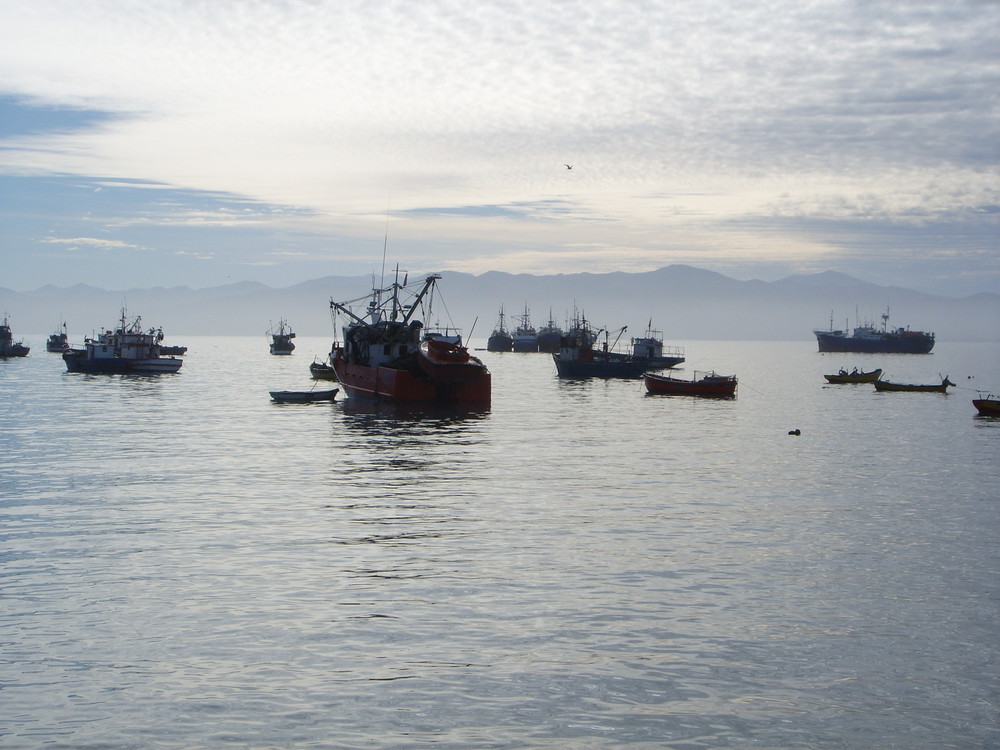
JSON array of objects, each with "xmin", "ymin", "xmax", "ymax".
[{"xmin": 2, "ymin": 265, "xmax": 998, "ymax": 343}]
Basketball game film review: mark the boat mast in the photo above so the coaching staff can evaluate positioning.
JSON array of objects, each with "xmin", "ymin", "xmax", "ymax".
[
  {"xmin": 400, "ymin": 275, "xmax": 440, "ymax": 326},
  {"xmin": 390, "ymin": 265, "xmax": 402, "ymax": 322}
]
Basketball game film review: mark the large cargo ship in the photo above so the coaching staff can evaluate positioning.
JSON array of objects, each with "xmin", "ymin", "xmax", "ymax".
[{"xmin": 814, "ymin": 310, "xmax": 934, "ymax": 354}]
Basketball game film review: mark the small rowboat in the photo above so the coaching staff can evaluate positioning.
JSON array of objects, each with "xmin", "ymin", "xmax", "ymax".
[
  {"xmin": 973, "ymin": 395, "xmax": 1000, "ymax": 416},
  {"xmin": 873, "ymin": 376, "xmax": 954, "ymax": 393},
  {"xmin": 645, "ymin": 370, "xmax": 738, "ymax": 398},
  {"xmin": 310, "ymin": 360, "xmax": 338, "ymax": 380},
  {"xmin": 270, "ymin": 388, "xmax": 339, "ymax": 403},
  {"xmin": 824, "ymin": 367, "xmax": 882, "ymax": 384}
]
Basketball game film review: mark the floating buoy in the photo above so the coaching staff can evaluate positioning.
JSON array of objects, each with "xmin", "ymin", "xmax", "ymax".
[{"xmin": 788, "ymin": 428, "xmax": 801, "ymax": 436}]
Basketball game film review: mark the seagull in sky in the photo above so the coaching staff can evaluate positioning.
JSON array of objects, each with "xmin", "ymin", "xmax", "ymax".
[{"xmin": 564, "ymin": 164, "xmax": 573, "ymax": 169}]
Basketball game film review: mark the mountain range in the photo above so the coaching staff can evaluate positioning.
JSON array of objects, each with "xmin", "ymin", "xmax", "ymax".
[{"xmin": 2, "ymin": 265, "xmax": 998, "ymax": 343}]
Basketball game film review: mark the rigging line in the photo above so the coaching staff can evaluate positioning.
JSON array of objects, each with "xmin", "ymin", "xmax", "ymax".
[
  {"xmin": 739, "ymin": 382, "xmax": 768, "ymax": 396},
  {"xmin": 429, "ymin": 285, "xmax": 458, "ymax": 330},
  {"xmin": 380, "ymin": 201, "xmax": 390, "ymax": 290},
  {"xmin": 955, "ymin": 383, "xmax": 990, "ymax": 393}
]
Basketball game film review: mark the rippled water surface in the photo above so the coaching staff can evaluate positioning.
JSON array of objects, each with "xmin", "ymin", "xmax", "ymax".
[{"xmin": 2, "ymin": 338, "xmax": 998, "ymax": 748}]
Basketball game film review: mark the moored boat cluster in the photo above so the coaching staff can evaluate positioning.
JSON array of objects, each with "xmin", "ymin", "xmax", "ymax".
[{"xmin": 3, "ymin": 276, "xmax": 993, "ymax": 415}]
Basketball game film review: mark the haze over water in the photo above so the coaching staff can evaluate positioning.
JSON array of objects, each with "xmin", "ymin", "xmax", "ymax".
[{"xmin": 2, "ymin": 337, "xmax": 998, "ymax": 748}]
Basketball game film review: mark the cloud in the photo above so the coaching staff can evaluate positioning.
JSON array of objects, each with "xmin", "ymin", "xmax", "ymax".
[
  {"xmin": 42, "ymin": 236, "xmax": 148, "ymax": 251},
  {"xmin": 0, "ymin": 1, "xmax": 996, "ymax": 293}
]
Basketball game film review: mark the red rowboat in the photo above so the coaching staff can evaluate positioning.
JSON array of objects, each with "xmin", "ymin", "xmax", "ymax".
[{"xmin": 644, "ymin": 370, "xmax": 737, "ymax": 398}]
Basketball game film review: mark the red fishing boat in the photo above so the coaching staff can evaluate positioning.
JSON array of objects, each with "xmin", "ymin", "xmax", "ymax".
[
  {"xmin": 329, "ymin": 272, "xmax": 490, "ymax": 404},
  {"xmin": 644, "ymin": 370, "xmax": 738, "ymax": 398}
]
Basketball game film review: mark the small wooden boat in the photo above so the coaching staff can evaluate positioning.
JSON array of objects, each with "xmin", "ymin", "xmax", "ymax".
[
  {"xmin": 270, "ymin": 388, "xmax": 339, "ymax": 403},
  {"xmin": 310, "ymin": 360, "xmax": 338, "ymax": 380},
  {"xmin": 873, "ymin": 376, "xmax": 954, "ymax": 393},
  {"xmin": 645, "ymin": 370, "xmax": 738, "ymax": 398},
  {"xmin": 824, "ymin": 367, "xmax": 882, "ymax": 384},
  {"xmin": 973, "ymin": 395, "xmax": 1000, "ymax": 416}
]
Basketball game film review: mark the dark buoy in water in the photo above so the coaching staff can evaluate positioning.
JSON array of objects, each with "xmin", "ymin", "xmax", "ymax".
[{"xmin": 788, "ymin": 428, "xmax": 801, "ymax": 436}]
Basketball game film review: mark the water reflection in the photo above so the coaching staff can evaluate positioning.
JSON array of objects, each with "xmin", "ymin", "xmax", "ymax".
[
  {"xmin": 973, "ymin": 413, "xmax": 1000, "ymax": 428},
  {"xmin": 339, "ymin": 399, "xmax": 491, "ymax": 423},
  {"xmin": 334, "ymin": 404, "xmax": 489, "ymax": 472},
  {"xmin": 326, "ymin": 399, "xmax": 490, "ymax": 560},
  {"xmin": 4, "ymin": 339, "xmax": 998, "ymax": 749}
]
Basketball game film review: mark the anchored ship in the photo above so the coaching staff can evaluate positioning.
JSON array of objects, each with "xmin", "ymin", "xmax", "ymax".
[
  {"xmin": 63, "ymin": 311, "xmax": 182, "ymax": 374},
  {"xmin": 486, "ymin": 306, "xmax": 514, "ymax": 352},
  {"xmin": 814, "ymin": 309, "xmax": 934, "ymax": 354},
  {"xmin": 268, "ymin": 319, "xmax": 296, "ymax": 354},
  {"xmin": 0, "ymin": 315, "xmax": 30, "ymax": 358},
  {"xmin": 329, "ymin": 272, "xmax": 490, "ymax": 403}
]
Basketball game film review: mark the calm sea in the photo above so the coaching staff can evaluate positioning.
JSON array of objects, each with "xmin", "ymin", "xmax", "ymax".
[{"xmin": 2, "ymin": 337, "xmax": 998, "ymax": 749}]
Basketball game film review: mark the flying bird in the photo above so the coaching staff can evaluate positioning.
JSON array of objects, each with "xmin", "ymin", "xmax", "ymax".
[{"xmin": 564, "ymin": 164, "xmax": 573, "ymax": 169}]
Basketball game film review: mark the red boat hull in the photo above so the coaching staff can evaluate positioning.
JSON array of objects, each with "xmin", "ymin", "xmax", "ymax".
[
  {"xmin": 333, "ymin": 351, "xmax": 490, "ymax": 403},
  {"xmin": 644, "ymin": 372, "xmax": 737, "ymax": 398}
]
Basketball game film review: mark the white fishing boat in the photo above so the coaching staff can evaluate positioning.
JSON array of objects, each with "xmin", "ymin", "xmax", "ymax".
[{"xmin": 63, "ymin": 310, "xmax": 182, "ymax": 374}]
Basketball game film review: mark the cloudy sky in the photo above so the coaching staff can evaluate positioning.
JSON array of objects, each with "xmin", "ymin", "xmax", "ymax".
[{"xmin": 0, "ymin": 0, "xmax": 997, "ymax": 296}]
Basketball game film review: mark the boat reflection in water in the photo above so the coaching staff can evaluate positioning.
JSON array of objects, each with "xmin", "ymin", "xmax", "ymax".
[{"xmin": 340, "ymin": 397, "xmax": 491, "ymax": 422}]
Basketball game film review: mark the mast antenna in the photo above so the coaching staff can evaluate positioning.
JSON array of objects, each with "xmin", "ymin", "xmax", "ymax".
[{"xmin": 380, "ymin": 203, "xmax": 390, "ymax": 289}]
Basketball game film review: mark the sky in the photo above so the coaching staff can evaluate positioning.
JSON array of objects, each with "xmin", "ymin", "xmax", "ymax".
[{"xmin": 0, "ymin": 0, "xmax": 997, "ymax": 297}]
